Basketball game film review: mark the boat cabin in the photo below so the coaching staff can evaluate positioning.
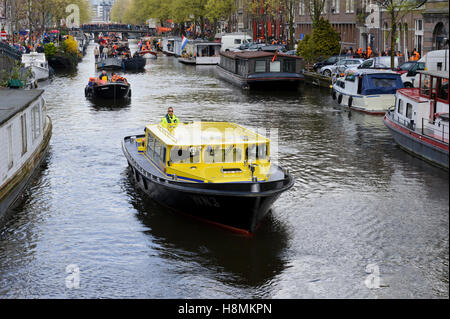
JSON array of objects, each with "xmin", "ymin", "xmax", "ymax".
[
  {"xmin": 335, "ymin": 69, "xmax": 404, "ymax": 96},
  {"xmin": 393, "ymin": 70, "xmax": 448, "ymax": 139},
  {"xmin": 182, "ymin": 41, "xmax": 221, "ymax": 64},
  {"xmin": 21, "ymin": 52, "xmax": 48, "ymax": 69},
  {"xmin": 140, "ymin": 122, "xmax": 272, "ymax": 183},
  {"xmin": 219, "ymin": 51, "xmax": 303, "ymax": 77}
]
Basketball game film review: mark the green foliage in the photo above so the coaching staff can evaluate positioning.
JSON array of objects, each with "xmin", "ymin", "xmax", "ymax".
[
  {"xmin": 44, "ymin": 42, "xmax": 57, "ymax": 58},
  {"xmin": 297, "ymin": 18, "xmax": 340, "ymax": 62}
]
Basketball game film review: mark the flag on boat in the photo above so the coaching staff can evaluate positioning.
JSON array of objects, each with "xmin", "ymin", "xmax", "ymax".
[
  {"xmin": 138, "ymin": 40, "xmax": 142, "ymax": 51},
  {"xmin": 181, "ymin": 36, "xmax": 188, "ymax": 51}
]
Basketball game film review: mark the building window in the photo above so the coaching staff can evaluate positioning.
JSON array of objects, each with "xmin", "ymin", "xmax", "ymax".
[
  {"xmin": 283, "ymin": 60, "xmax": 296, "ymax": 73},
  {"xmin": 346, "ymin": 0, "xmax": 354, "ymax": 13},
  {"xmin": 21, "ymin": 114, "xmax": 27, "ymax": 156},
  {"xmin": 299, "ymin": 0, "xmax": 305, "ymax": 15},
  {"xmin": 332, "ymin": 0, "xmax": 340, "ymax": 14}
]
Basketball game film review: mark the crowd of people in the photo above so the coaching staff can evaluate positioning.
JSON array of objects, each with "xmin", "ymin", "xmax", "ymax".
[
  {"xmin": 341, "ymin": 46, "xmax": 421, "ymax": 61},
  {"xmin": 95, "ymin": 34, "xmax": 137, "ymax": 62}
]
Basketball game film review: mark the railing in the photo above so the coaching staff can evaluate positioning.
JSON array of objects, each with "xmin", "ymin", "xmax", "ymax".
[
  {"xmin": 80, "ymin": 25, "xmax": 152, "ymax": 33},
  {"xmin": 387, "ymin": 109, "xmax": 449, "ymax": 143},
  {"xmin": 0, "ymin": 41, "xmax": 22, "ymax": 61},
  {"xmin": 422, "ymin": 117, "xmax": 449, "ymax": 143}
]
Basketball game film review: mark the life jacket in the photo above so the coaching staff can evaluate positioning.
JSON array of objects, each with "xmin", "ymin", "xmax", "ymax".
[{"xmin": 161, "ymin": 114, "xmax": 179, "ymax": 128}]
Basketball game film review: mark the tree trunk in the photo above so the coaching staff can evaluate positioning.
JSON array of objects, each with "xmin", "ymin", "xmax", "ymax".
[{"xmin": 390, "ymin": 11, "xmax": 396, "ymax": 70}]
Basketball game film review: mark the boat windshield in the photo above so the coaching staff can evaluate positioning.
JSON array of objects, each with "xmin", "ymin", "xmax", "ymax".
[
  {"xmin": 170, "ymin": 146, "xmax": 201, "ymax": 163},
  {"xmin": 361, "ymin": 74, "xmax": 403, "ymax": 95},
  {"xmin": 203, "ymin": 145, "xmax": 243, "ymax": 163}
]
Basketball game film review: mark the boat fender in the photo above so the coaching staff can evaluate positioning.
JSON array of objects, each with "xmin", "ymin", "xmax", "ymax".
[
  {"xmin": 332, "ymin": 90, "xmax": 336, "ymax": 100},
  {"xmin": 348, "ymin": 96, "xmax": 353, "ymax": 108},
  {"xmin": 337, "ymin": 94, "xmax": 343, "ymax": 104}
]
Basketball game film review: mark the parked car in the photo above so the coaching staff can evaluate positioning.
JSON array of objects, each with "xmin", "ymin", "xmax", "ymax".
[
  {"xmin": 285, "ymin": 50, "xmax": 297, "ymax": 56},
  {"xmin": 394, "ymin": 61, "xmax": 425, "ymax": 87},
  {"xmin": 313, "ymin": 55, "xmax": 353, "ymax": 72},
  {"xmin": 349, "ymin": 56, "xmax": 404, "ymax": 71},
  {"xmin": 320, "ymin": 58, "xmax": 365, "ymax": 77},
  {"xmin": 231, "ymin": 43, "xmax": 265, "ymax": 52},
  {"xmin": 261, "ymin": 44, "xmax": 287, "ymax": 52}
]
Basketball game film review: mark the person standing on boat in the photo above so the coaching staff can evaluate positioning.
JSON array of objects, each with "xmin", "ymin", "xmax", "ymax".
[
  {"xmin": 94, "ymin": 46, "xmax": 100, "ymax": 62},
  {"xmin": 161, "ymin": 107, "xmax": 179, "ymax": 129}
]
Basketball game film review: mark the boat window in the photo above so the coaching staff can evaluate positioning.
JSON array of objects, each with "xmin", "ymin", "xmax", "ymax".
[
  {"xmin": 371, "ymin": 78, "xmax": 397, "ymax": 88},
  {"xmin": 255, "ymin": 60, "xmax": 266, "ymax": 73},
  {"xmin": 161, "ymin": 146, "xmax": 167, "ymax": 163},
  {"xmin": 420, "ymin": 74, "xmax": 431, "ymax": 96},
  {"xmin": 234, "ymin": 39, "xmax": 242, "ymax": 44},
  {"xmin": 345, "ymin": 73, "xmax": 355, "ymax": 82},
  {"xmin": 406, "ymin": 103, "xmax": 413, "ymax": 119},
  {"xmin": 154, "ymin": 139, "xmax": 161, "ymax": 161},
  {"xmin": 270, "ymin": 61, "xmax": 281, "ymax": 72},
  {"xmin": 283, "ymin": 60, "xmax": 296, "ymax": 73},
  {"xmin": 31, "ymin": 103, "xmax": 41, "ymax": 141},
  {"xmin": 397, "ymin": 99, "xmax": 404, "ymax": 115},
  {"xmin": 147, "ymin": 134, "xmax": 155, "ymax": 155},
  {"xmin": 203, "ymin": 145, "xmax": 242, "ymax": 163},
  {"xmin": 170, "ymin": 146, "xmax": 201, "ymax": 163},
  {"xmin": 246, "ymin": 144, "xmax": 268, "ymax": 161},
  {"xmin": 437, "ymin": 78, "xmax": 449, "ymax": 102},
  {"xmin": 359, "ymin": 59, "xmax": 373, "ymax": 68}
]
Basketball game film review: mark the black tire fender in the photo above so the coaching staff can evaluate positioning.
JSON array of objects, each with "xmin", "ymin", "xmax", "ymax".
[
  {"xmin": 337, "ymin": 94, "xmax": 343, "ymax": 104},
  {"xmin": 332, "ymin": 90, "xmax": 337, "ymax": 100},
  {"xmin": 348, "ymin": 96, "xmax": 353, "ymax": 108}
]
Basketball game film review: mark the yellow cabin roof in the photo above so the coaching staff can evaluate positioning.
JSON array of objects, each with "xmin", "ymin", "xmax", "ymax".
[{"xmin": 146, "ymin": 121, "xmax": 270, "ymax": 146}]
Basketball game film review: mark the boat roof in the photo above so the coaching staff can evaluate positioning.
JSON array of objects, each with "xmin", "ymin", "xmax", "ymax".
[
  {"xmin": 0, "ymin": 89, "xmax": 44, "ymax": 126},
  {"xmin": 345, "ymin": 68, "xmax": 399, "ymax": 76},
  {"xmin": 220, "ymin": 51, "xmax": 303, "ymax": 60},
  {"xmin": 146, "ymin": 121, "xmax": 270, "ymax": 146},
  {"xmin": 417, "ymin": 70, "xmax": 449, "ymax": 79}
]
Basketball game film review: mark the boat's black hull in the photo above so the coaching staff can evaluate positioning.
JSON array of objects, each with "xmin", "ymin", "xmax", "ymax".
[
  {"xmin": 122, "ymin": 56, "xmax": 146, "ymax": 70},
  {"xmin": 122, "ymin": 136, "xmax": 294, "ymax": 234},
  {"xmin": 85, "ymin": 83, "xmax": 131, "ymax": 99}
]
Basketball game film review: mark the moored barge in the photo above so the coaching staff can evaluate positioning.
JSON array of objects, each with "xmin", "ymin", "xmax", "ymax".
[
  {"xmin": 0, "ymin": 89, "xmax": 52, "ymax": 221},
  {"xmin": 216, "ymin": 51, "xmax": 304, "ymax": 89},
  {"xmin": 122, "ymin": 121, "xmax": 294, "ymax": 234},
  {"xmin": 383, "ymin": 70, "xmax": 449, "ymax": 169}
]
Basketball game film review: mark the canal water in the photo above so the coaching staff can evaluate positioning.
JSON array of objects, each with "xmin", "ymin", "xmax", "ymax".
[{"xmin": 0, "ymin": 42, "xmax": 448, "ymax": 299}]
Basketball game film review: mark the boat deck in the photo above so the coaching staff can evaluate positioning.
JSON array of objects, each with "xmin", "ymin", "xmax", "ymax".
[{"xmin": 0, "ymin": 89, "xmax": 44, "ymax": 125}]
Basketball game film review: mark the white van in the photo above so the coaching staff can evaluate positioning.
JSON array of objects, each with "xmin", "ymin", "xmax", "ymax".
[
  {"xmin": 220, "ymin": 33, "xmax": 253, "ymax": 52},
  {"xmin": 412, "ymin": 49, "xmax": 449, "ymax": 87}
]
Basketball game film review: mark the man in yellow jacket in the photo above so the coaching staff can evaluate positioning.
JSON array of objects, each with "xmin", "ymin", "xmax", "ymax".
[{"xmin": 161, "ymin": 107, "xmax": 179, "ymax": 129}]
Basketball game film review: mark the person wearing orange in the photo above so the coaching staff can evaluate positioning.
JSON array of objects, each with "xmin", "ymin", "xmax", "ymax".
[{"xmin": 367, "ymin": 46, "xmax": 372, "ymax": 58}]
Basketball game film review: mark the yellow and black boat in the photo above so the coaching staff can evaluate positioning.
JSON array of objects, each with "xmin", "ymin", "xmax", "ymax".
[{"xmin": 122, "ymin": 121, "xmax": 294, "ymax": 235}]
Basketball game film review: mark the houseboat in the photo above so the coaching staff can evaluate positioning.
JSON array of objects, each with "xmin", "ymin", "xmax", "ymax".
[
  {"xmin": 162, "ymin": 37, "xmax": 182, "ymax": 57},
  {"xmin": 21, "ymin": 52, "xmax": 50, "ymax": 81},
  {"xmin": 216, "ymin": 51, "xmax": 304, "ymax": 89},
  {"xmin": 122, "ymin": 121, "xmax": 294, "ymax": 234},
  {"xmin": 383, "ymin": 70, "xmax": 449, "ymax": 169},
  {"xmin": 178, "ymin": 42, "xmax": 222, "ymax": 65},
  {"xmin": 332, "ymin": 69, "xmax": 404, "ymax": 115},
  {"xmin": 85, "ymin": 76, "xmax": 131, "ymax": 100},
  {"xmin": 0, "ymin": 89, "xmax": 52, "ymax": 221}
]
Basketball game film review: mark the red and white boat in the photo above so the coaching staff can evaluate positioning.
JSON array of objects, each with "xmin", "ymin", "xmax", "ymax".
[{"xmin": 383, "ymin": 70, "xmax": 449, "ymax": 169}]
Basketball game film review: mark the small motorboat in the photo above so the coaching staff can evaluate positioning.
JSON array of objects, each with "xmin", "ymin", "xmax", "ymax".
[
  {"xmin": 21, "ymin": 52, "xmax": 50, "ymax": 81},
  {"xmin": 122, "ymin": 121, "xmax": 294, "ymax": 234},
  {"xmin": 85, "ymin": 77, "xmax": 131, "ymax": 100},
  {"xmin": 95, "ymin": 56, "xmax": 123, "ymax": 70},
  {"xmin": 122, "ymin": 55, "xmax": 146, "ymax": 70},
  {"xmin": 332, "ymin": 69, "xmax": 404, "ymax": 115}
]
